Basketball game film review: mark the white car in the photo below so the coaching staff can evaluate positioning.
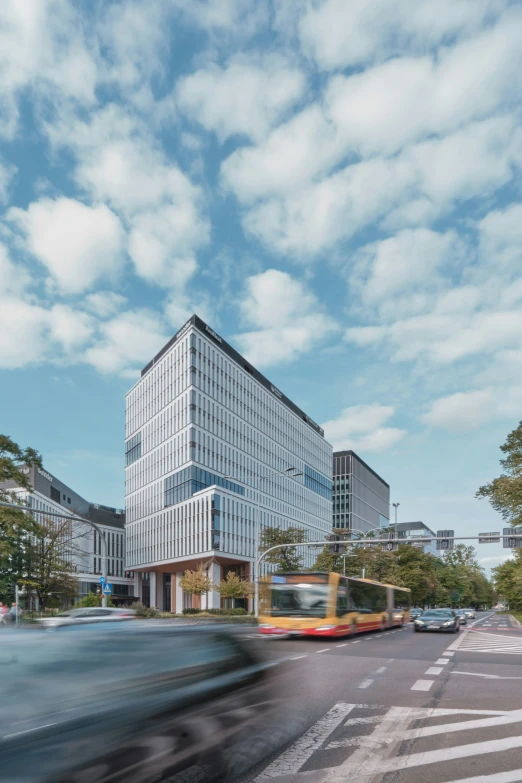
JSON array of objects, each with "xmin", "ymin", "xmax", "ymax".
[
  {"xmin": 461, "ymin": 608, "xmax": 475, "ymax": 619},
  {"xmin": 36, "ymin": 607, "xmax": 136, "ymax": 628}
]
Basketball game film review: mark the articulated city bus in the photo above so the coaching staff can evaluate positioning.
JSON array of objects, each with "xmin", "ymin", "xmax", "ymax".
[{"xmin": 259, "ymin": 572, "xmax": 410, "ymax": 638}]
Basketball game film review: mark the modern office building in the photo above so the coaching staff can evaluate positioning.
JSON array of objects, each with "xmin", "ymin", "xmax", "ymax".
[
  {"xmin": 395, "ymin": 521, "xmax": 439, "ymax": 557},
  {"xmin": 125, "ymin": 314, "xmax": 333, "ymax": 611},
  {"xmin": 0, "ymin": 464, "xmax": 137, "ymax": 605},
  {"xmin": 332, "ymin": 451, "xmax": 390, "ymax": 535}
]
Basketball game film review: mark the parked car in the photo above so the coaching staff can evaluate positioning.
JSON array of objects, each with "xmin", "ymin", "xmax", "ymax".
[
  {"xmin": 461, "ymin": 608, "xmax": 475, "ymax": 619},
  {"xmin": 413, "ymin": 609, "xmax": 460, "ymax": 633},
  {"xmin": 36, "ymin": 607, "xmax": 136, "ymax": 628},
  {"xmin": 0, "ymin": 624, "xmax": 278, "ymax": 782}
]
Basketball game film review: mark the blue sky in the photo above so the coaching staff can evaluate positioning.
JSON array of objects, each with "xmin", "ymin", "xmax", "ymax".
[{"xmin": 2, "ymin": 0, "xmax": 521, "ymax": 572}]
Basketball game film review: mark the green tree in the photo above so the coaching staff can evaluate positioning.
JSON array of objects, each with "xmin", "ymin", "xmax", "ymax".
[
  {"xmin": 395, "ymin": 545, "xmax": 440, "ymax": 606},
  {"xmin": 22, "ymin": 517, "xmax": 79, "ymax": 611},
  {"xmin": 179, "ymin": 564, "xmax": 213, "ymax": 599},
  {"xmin": 0, "ymin": 435, "xmax": 42, "ymax": 603},
  {"xmin": 476, "ymin": 421, "xmax": 522, "ymax": 526},
  {"xmin": 492, "ymin": 552, "xmax": 522, "ymax": 611},
  {"xmin": 214, "ymin": 572, "xmax": 253, "ymax": 605},
  {"xmin": 76, "ymin": 592, "xmax": 115, "ymax": 608},
  {"xmin": 311, "ymin": 545, "xmax": 343, "ymax": 574},
  {"xmin": 260, "ymin": 525, "xmax": 307, "ymax": 571}
]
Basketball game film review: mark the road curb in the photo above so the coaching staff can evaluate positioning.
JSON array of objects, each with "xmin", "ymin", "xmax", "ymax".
[{"xmin": 509, "ymin": 614, "xmax": 522, "ymax": 628}]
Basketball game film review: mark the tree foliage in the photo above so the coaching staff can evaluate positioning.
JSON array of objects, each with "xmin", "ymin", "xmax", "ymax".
[
  {"xmin": 214, "ymin": 571, "xmax": 253, "ymax": 600},
  {"xmin": 492, "ymin": 551, "xmax": 522, "ymax": 611},
  {"xmin": 179, "ymin": 565, "xmax": 213, "ymax": 596},
  {"xmin": 22, "ymin": 517, "xmax": 79, "ymax": 611},
  {"xmin": 476, "ymin": 421, "xmax": 522, "ymax": 526},
  {"xmin": 260, "ymin": 525, "xmax": 307, "ymax": 571},
  {"xmin": 311, "ymin": 541, "xmax": 494, "ymax": 608},
  {"xmin": 0, "ymin": 435, "xmax": 42, "ymax": 602},
  {"xmin": 76, "ymin": 592, "xmax": 115, "ymax": 608}
]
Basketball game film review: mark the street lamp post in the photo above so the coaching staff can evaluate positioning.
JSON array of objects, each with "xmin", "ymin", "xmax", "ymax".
[
  {"xmin": 392, "ymin": 502, "xmax": 400, "ymax": 534},
  {"xmin": 224, "ymin": 467, "xmax": 303, "ymax": 616},
  {"xmin": 0, "ymin": 501, "xmax": 109, "ymax": 608}
]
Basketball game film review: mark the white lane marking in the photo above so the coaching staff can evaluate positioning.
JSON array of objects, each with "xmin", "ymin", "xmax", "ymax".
[
  {"xmin": 372, "ymin": 734, "xmax": 522, "ymax": 773},
  {"xmin": 451, "ymin": 671, "xmax": 522, "ymax": 680},
  {"xmin": 375, "ymin": 634, "xmax": 383, "ymax": 638},
  {"xmin": 336, "ymin": 643, "xmax": 348, "ymax": 647},
  {"xmin": 374, "ymin": 666, "xmax": 387, "ymax": 674},
  {"xmin": 352, "ymin": 640, "xmax": 361, "ymax": 644},
  {"xmin": 443, "ymin": 769, "xmax": 522, "ymax": 783},
  {"xmin": 253, "ymin": 702, "xmax": 355, "ymax": 780},
  {"xmin": 343, "ymin": 715, "xmax": 383, "ymax": 727},
  {"xmin": 425, "ymin": 667, "xmax": 443, "ymax": 675},
  {"xmin": 442, "ymin": 651, "xmax": 455, "ymax": 657},
  {"xmin": 358, "ymin": 678, "xmax": 374, "ymax": 689},
  {"xmin": 447, "ymin": 630, "xmax": 522, "ymax": 655},
  {"xmin": 290, "ymin": 655, "xmax": 307, "ymax": 660},
  {"xmin": 435, "ymin": 658, "xmax": 449, "ymax": 664},
  {"xmin": 411, "ymin": 680, "xmax": 433, "ymax": 691},
  {"xmin": 316, "ymin": 648, "xmax": 330, "ymax": 653},
  {"xmin": 400, "ymin": 707, "xmax": 522, "ymax": 739}
]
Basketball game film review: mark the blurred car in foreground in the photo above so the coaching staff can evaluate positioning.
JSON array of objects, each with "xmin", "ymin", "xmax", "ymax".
[
  {"xmin": 414, "ymin": 609, "xmax": 460, "ymax": 633},
  {"xmin": 454, "ymin": 609, "xmax": 468, "ymax": 625},
  {"xmin": 36, "ymin": 606, "xmax": 136, "ymax": 628},
  {"xmin": 0, "ymin": 623, "xmax": 277, "ymax": 782},
  {"xmin": 461, "ymin": 608, "xmax": 475, "ymax": 619}
]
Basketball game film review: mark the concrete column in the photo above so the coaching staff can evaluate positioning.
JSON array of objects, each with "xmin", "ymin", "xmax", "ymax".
[
  {"xmin": 175, "ymin": 572, "xmax": 184, "ymax": 613},
  {"xmin": 207, "ymin": 562, "xmax": 221, "ymax": 610},
  {"xmin": 135, "ymin": 573, "xmax": 142, "ymax": 603},
  {"xmin": 155, "ymin": 572, "xmax": 164, "ymax": 611},
  {"xmin": 149, "ymin": 572, "xmax": 158, "ymax": 609}
]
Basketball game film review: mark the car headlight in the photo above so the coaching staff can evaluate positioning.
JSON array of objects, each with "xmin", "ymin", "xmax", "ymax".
[
  {"xmin": 415, "ymin": 620, "xmax": 425, "ymax": 625},
  {"xmin": 315, "ymin": 625, "xmax": 337, "ymax": 630},
  {"xmin": 442, "ymin": 621, "xmax": 453, "ymax": 626}
]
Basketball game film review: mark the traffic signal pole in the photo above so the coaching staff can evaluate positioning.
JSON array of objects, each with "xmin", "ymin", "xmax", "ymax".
[{"xmin": 0, "ymin": 501, "xmax": 109, "ymax": 609}]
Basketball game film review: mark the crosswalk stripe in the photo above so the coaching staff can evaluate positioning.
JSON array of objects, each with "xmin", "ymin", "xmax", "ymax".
[
  {"xmin": 253, "ymin": 702, "xmax": 354, "ymax": 780},
  {"xmin": 444, "ymin": 769, "xmax": 522, "ymax": 783}
]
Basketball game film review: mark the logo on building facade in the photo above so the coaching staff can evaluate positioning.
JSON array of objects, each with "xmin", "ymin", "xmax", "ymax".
[
  {"xmin": 205, "ymin": 325, "xmax": 223, "ymax": 343},
  {"xmin": 270, "ymin": 384, "xmax": 283, "ymax": 399},
  {"xmin": 37, "ymin": 467, "xmax": 53, "ymax": 482}
]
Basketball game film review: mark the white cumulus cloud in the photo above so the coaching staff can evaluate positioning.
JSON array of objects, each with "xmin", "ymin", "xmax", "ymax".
[
  {"xmin": 322, "ymin": 404, "xmax": 406, "ymax": 453},
  {"xmin": 8, "ymin": 197, "xmax": 125, "ymax": 294},
  {"xmin": 177, "ymin": 57, "xmax": 306, "ymax": 143},
  {"xmin": 233, "ymin": 269, "xmax": 338, "ymax": 367}
]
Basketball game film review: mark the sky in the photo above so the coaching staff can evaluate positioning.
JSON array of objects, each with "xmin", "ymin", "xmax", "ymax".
[{"xmin": 1, "ymin": 0, "xmax": 521, "ymax": 574}]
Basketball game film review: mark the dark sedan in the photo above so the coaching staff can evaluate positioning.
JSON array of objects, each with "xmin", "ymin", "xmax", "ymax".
[
  {"xmin": 0, "ymin": 623, "xmax": 278, "ymax": 783},
  {"xmin": 414, "ymin": 609, "xmax": 460, "ymax": 633}
]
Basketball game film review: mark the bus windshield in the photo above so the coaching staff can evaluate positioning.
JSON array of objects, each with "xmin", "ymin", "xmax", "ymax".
[{"xmin": 266, "ymin": 583, "xmax": 329, "ymax": 618}]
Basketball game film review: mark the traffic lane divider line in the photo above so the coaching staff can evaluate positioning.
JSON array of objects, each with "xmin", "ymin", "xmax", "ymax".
[
  {"xmin": 450, "ymin": 671, "xmax": 522, "ymax": 680},
  {"xmin": 411, "ymin": 680, "xmax": 434, "ymax": 691},
  {"xmin": 316, "ymin": 648, "xmax": 330, "ymax": 653},
  {"xmin": 358, "ymin": 679, "xmax": 374, "ymax": 689},
  {"xmin": 435, "ymin": 658, "xmax": 450, "ymax": 664},
  {"xmin": 425, "ymin": 667, "xmax": 443, "ymax": 675},
  {"xmin": 374, "ymin": 666, "xmax": 387, "ymax": 674}
]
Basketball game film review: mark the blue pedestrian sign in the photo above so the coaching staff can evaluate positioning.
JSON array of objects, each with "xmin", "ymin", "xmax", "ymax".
[
  {"xmin": 103, "ymin": 584, "xmax": 112, "ymax": 595},
  {"xmin": 99, "ymin": 576, "xmax": 105, "ymax": 584}
]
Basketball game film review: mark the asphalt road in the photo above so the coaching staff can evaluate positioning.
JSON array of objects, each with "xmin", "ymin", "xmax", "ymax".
[{"xmin": 233, "ymin": 612, "xmax": 522, "ymax": 783}]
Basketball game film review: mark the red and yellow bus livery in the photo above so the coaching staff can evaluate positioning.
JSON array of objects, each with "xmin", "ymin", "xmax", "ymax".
[{"xmin": 259, "ymin": 572, "xmax": 410, "ymax": 638}]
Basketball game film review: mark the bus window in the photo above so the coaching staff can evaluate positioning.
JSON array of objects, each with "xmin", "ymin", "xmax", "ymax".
[
  {"xmin": 349, "ymin": 580, "xmax": 387, "ymax": 613},
  {"xmin": 393, "ymin": 589, "xmax": 410, "ymax": 611}
]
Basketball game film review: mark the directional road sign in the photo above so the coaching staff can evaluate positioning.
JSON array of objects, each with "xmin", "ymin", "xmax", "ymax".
[
  {"xmin": 99, "ymin": 576, "xmax": 105, "ymax": 584},
  {"xmin": 436, "ymin": 530, "xmax": 454, "ymax": 550},
  {"xmin": 479, "ymin": 532, "xmax": 500, "ymax": 543},
  {"xmin": 103, "ymin": 583, "xmax": 113, "ymax": 595},
  {"xmin": 381, "ymin": 531, "xmax": 398, "ymax": 551},
  {"xmin": 503, "ymin": 528, "xmax": 522, "ymax": 548}
]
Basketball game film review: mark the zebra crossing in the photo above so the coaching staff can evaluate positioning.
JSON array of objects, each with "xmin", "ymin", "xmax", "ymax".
[
  {"xmin": 253, "ymin": 701, "xmax": 522, "ymax": 782},
  {"xmin": 447, "ymin": 630, "xmax": 522, "ymax": 655}
]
